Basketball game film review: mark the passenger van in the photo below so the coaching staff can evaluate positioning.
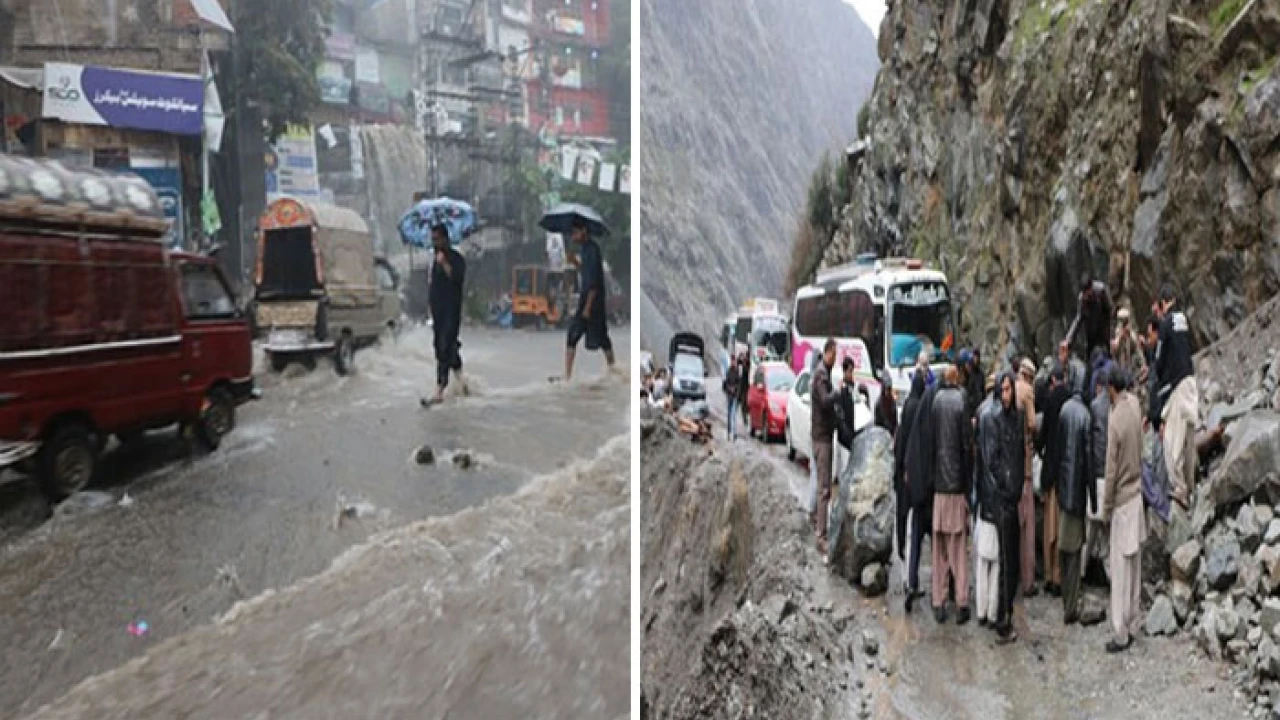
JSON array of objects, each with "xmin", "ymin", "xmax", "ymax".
[{"xmin": 0, "ymin": 155, "xmax": 255, "ymax": 499}]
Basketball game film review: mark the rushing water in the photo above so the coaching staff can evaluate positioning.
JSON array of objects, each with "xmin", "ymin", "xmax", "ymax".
[{"xmin": 1, "ymin": 325, "xmax": 631, "ymax": 718}]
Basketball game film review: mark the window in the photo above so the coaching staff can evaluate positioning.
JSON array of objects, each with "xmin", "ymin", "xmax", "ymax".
[
  {"xmin": 180, "ymin": 264, "xmax": 236, "ymax": 320},
  {"xmin": 766, "ymin": 367, "xmax": 796, "ymax": 392},
  {"xmin": 376, "ymin": 263, "xmax": 398, "ymax": 291},
  {"xmin": 794, "ymin": 371, "xmax": 811, "ymax": 398}
]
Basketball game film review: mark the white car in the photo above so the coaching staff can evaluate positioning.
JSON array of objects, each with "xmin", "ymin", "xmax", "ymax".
[{"xmin": 786, "ymin": 368, "xmax": 871, "ymax": 471}]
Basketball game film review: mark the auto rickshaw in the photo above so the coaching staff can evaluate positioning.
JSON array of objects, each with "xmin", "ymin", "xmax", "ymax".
[{"xmin": 511, "ymin": 265, "xmax": 576, "ymax": 330}]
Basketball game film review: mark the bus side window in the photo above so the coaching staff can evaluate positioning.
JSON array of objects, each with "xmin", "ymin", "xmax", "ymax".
[{"xmin": 871, "ymin": 306, "xmax": 885, "ymax": 372}]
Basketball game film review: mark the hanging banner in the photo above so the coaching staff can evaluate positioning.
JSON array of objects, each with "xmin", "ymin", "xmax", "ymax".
[
  {"xmin": 560, "ymin": 146, "xmax": 579, "ymax": 180},
  {"xmin": 619, "ymin": 165, "xmax": 631, "ymax": 194},
  {"xmin": 202, "ymin": 51, "xmax": 225, "ymax": 152},
  {"xmin": 350, "ymin": 124, "xmax": 365, "ymax": 180},
  {"xmin": 355, "ymin": 48, "xmax": 380, "ymax": 84},
  {"xmin": 265, "ymin": 124, "xmax": 320, "ymax": 200},
  {"xmin": 43, "ymin": 62, "xmax": 203, "ymax": 135},
  {"xmin": 575, "ymin": 155, "xmax": 596, "ymax": 186},
  {"xmin": 597, "ymin": 162, "xmax": 616, "ymax": 192}
]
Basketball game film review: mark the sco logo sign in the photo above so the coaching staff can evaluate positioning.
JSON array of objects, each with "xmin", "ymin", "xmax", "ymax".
[{"xmin": 47, "ymin": 76, "xmax": 81, "ymax": 102}]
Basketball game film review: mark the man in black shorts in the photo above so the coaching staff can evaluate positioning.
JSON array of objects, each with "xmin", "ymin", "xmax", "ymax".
[{"xmin": 563, "ymin": 218, "xmax": 615, "ymax": 381}]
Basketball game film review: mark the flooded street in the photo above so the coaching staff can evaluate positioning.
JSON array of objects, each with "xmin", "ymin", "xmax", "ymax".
[
  {"xmin": 678, "ymin": 386, "xmax": 1245, "ymax": 719},
  {"xmin": 0, "ymin": 326, "xmax": 630, "ymax": 718}
]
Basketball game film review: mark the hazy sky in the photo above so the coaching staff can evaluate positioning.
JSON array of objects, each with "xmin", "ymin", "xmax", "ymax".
[{"xmin": 844, "ymin": 0, "xmax": 885, "ymax": 35}]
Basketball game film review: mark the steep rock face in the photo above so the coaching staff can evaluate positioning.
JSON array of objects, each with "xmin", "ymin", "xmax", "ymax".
[
  {"xmin": 824, "ymin": 0, "xmax": 1280, "ymax": 358},
  {"xmin": 640, "ymin": 0, "xmax": 878, "ymax": 357}
]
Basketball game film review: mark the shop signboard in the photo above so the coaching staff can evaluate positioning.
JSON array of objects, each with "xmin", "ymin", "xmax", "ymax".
[{"xmin": 42, "ymin": 62, "xmax": 203, "ymax": 135}]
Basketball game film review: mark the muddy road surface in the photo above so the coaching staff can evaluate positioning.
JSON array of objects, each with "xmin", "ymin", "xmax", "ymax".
[
  {"xmin": 0, "ymin": 326, "xmax": 631, "ymax": 717},
  {"xmin": 645, "ymin": 385, "xmax": 1247, "ymax": 719}
]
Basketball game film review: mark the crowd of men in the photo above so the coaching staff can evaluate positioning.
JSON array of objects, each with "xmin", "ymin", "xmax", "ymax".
[{"xmin": 805, "ymin": 279, "xmax": 1200, "ymax": 653}]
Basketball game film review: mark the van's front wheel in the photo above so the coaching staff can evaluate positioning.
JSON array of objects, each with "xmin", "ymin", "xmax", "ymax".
[
  {"xmin": 197, "ymin": 389, "xmax": 235, "ymax": 452},
  {"xmin": 334, "ymin": 336, "xmax": 355, "ymax": 376},
  {"xmin": 39, "ymin": 425, "xmax": 97, "ymax": 501}
]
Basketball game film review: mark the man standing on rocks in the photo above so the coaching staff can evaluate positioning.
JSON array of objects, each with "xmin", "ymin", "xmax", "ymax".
[
  {"xmin": 1056, "ymin": 364, "xmax": 1097, "ymax": 624},
  {"xmin": 1065, "ymin": 274, "xmax": 1114, "ymax": 365},
  {"xmin": 1104, "ymin": 370, "xmax": 1146, "ymax": 653},
  {"xmin": 930, "ymin": 366, "xmax": 973, "ymax": 624},
  {"xmin": 1112, "ymin": 308, "xmax": 1146, "ymax": 388},
  {"xmin": 1038, "ymin": 365, "xmax": 1070, "ymax": 596},
  {"xmin": 810, "ymin": 339, "xmax": 839, "ymax": 556},
  {"xmin": 979, "ymin": 372, "xmax": 1026, "ymax": 644},
  {"xmin": 1154, "ymin": 284, "xmax": 1198, "ymax": 509},
  {"xmin": 1016, "ymin": 358, "xmax": 1040, "ymax": 597}
]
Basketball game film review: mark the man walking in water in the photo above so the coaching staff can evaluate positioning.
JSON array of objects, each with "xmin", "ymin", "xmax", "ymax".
[
  {"xmin": 426, "ymin": 224, "xmax": 467, "ymax": 405},
  {"xmin": 563, "ymin": 218, "xmax": 615, "ymax": 381}
]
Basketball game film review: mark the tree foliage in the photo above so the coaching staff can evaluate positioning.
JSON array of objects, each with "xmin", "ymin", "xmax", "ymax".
[{"xmin": 233, "ymin": 0, "xmax": 334, "ymax": 141}]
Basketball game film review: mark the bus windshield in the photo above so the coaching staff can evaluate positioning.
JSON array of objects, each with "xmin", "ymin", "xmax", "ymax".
[
  {"xmin": 752, "ymin": 317, "xmax": 789, "ymax": 359},
  {"xmin": 887, "ymin": 281, "xmax": 954, "ymax": 367}
]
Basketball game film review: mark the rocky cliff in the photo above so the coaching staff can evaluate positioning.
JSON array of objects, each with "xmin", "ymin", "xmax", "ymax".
[
  {"xmin": 819, "ymin": 0, "xmax": 1280, "ymax": 357},
  {"xmin": 640, "ymin": 0, "xmax": 879, "ymax": 359}
]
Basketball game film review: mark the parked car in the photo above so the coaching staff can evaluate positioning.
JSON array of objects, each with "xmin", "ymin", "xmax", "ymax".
[
  {"xmin": 786, "ymin": 367, "xmax": 871, "ymax": 469},
  {"xmin": 0, "ymin": 155, "xmax": 257, "ymax": 500},
  {"xmin": 746, "ymin": 361, "xmax": 794, "ymax": 441},
  {"xmin": 668, "ymin": 332, "xmax": 706, "ymax": 406},
  {"xmin": 255, "ymin": 198, "xmax": 400, "ymax": 375}
]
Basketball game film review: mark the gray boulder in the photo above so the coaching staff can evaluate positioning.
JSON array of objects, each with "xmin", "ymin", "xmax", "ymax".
[
  {"xmin": 1171, "ymin": 580, "xmax": 1194, "ymax": 624},
  {"xmin": 1172, "ymin": 540, "xmax": 1203, "ymax": 584},
  {"xmin": 828, "ymin": 428, "xmax": 895, "ymax": 585},
  {"xmin": 1206, "ymin": 412, "xmax": 1280, "ymax": 508},
  {"xmin": 1218, "ymin": 607, "xmax": 1242, "ymax": 642},
  {"xmin": 1259, "ymin": 505, "xmax": 1275, "ymax": 527},
  {"xmin": 1080, "ymin": 592, "xmax": 1107, "ymax": 626},
  {"xmin": 1241, "ymin": 554, "xmax": 1264, "ymax": 596},
  {"xmin": 1207, "ymin": 532, "xmax": 1242, "ymax": 590},
  {"xmin": 1267, "ymin": 518, "xmax": 1280, "ymax": 546},
  {"xmin": 1241, "ymin": 505, "xmax": 1264, "ymax": 554},
  {"xmin": 1263, "ymin": 598, "xmax": 1280, "ymax": 636},
  {"xmin": 1261, "ymin": 635, "xmax": 1280, "ymax": 679},
  {"xmin": 1146, "ymin": 595, "xmax": 1179, "ymax": 636},
  {"xmin": 860, "ymin": 563, "xmax": 888, "ymax": 596}
]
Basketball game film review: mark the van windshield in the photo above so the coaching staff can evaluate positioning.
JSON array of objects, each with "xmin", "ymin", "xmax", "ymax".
[
  {"xmin": 259, "ymin": 227, "xmax": 320, "ymax": 299},
  {"xmin": 181, "ymin": 265, "xmax": 237, "ymax": 320},
  {"xmin": 888, "ymin": 282, "xmax": 954, "ymax": 367},
  {"xmin": 672, "ymin": 353, "xmax": 702, "ymax": 378}
]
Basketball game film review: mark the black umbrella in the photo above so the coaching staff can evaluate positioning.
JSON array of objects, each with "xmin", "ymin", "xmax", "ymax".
[{"xmin": 538, "ymin": 202, "xmax": 610, "ymax": 237}]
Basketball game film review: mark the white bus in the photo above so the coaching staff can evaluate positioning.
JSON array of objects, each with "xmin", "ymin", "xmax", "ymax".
[
  {"xmin": 732, "ymin": 298, "xmax": 789, "ymax": 367},
  {"xmin": 790, "ymin": 256, "xmax": 956, "ymax": 406}
]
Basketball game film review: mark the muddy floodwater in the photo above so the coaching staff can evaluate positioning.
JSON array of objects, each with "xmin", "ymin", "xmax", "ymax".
[{"xmin": 0, "ymin": 325, "xmax": 631, "ymax": 718}]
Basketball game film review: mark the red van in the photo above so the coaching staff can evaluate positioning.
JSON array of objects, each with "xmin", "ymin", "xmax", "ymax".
[{"xmin": 0, "ymin": 155, "xmax": 256, "ymax": 500}]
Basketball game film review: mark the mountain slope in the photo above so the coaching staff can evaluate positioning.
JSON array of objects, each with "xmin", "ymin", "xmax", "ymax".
[
  {"xmin": 815, "ymin": 0, "xmax": 1280, "ymax": 357},
  {"xmin": 640, "ymin": 0, "xmax": 879, "ymax": 358}
]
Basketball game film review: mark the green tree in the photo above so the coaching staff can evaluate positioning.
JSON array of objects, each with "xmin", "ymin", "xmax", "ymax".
[
  {"xmin": 233, "ymin": 0, "xmax": 334, "ymax": 141},
  {"xmin": 807, "ymin": 153, "xmax": 834, "ymax": 238}
]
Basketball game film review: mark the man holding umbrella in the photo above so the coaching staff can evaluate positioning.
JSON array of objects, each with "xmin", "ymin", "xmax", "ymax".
[
  {"xmin": 541, "ymin": 204, "xmax": 615, "ymax": 382},
  {"xmin": 426, "ymin": 223, "xmax": 467, "ymax": 404}
]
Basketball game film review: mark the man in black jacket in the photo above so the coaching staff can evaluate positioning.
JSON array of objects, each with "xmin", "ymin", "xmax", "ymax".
[
  {"xmin": 930, "ymin": 366, "xmax": 973, "ymax": 624},
  {"xmin": 1056, "ymin": 366, "xmax": 1097, "ymax": 623},
  {"xmin": 894, "ymin": 374, "xmax": 926, "ymax": 564},
  {"xmin": 979, "ymin": 371, "xmax": 1026, "ymax": 644},
  {"xmin": 810, "ymin": 339, "xmax": 839, "ymax": 555},
  {"xmin": 904, "ymin": 373, "xmax": 940, "ymax": 612},
  {"xmin": 427, "ymin": 225, "xmax": 467, "ymax": 404},
  {"xmin": 974, "ymin": 373, "xmax": 1001, "ymax": 626},
  {"xmin": 1037, "ymin": 366, "xmax": 1069, "ymax": 596},
  {"xmin": 723, "ymin": 356, "xmax": 742, "ymax": 440},
  {"xmin": 1154, "ymin": 284, "xmax": 1197, "ymax": 509}
]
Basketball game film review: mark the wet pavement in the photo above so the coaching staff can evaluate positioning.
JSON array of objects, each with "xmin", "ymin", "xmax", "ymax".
[
  {"xmin": 699, "ymin": 384, "xmax": 1246, "ymax": 719},
  {"xmin": 0, "ymin": 325, "xmax": 630, "ymax": 717}
]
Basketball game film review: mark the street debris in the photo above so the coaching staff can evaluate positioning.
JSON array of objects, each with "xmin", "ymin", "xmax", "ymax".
[
  {"xmin": 414, "ymin": 445, "xmax": 436, "ymax": 465},
  {"xmin": 127, "ymin": 621, "xmax": 149, "ymax": 637}
]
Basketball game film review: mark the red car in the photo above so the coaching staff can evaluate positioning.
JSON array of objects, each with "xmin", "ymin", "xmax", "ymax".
[{"xmin": 747, "ymin": 361, "xmax": 795, "ymax": 442}]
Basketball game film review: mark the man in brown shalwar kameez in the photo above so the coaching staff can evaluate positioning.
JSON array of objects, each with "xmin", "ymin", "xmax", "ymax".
[{"xmin": 1104, "ymin": 370, "xmax": 1146, "ymax": 653}]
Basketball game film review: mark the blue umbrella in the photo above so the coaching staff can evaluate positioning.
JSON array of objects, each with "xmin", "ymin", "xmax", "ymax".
[{"xmin": 398, "ymin": 197, "xmax": 477, "ymax": 248}]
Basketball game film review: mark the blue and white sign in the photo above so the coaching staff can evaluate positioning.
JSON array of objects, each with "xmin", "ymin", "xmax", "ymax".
[
  {"xmin": 132, "ymin": 168, "xmax": 184, "ymax": 247},
  {"xmin": 42, "ymin": 62, "xmax": 204, "ymax": 136}
]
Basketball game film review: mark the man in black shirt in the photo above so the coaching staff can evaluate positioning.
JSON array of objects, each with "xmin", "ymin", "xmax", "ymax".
[
  {"xmin": 427, "ymin": 224, "xmax": 467, "ymax": 404},
  {"xmin": 563, "ymin": 219, "xmax": 615, "ymax": 381}
]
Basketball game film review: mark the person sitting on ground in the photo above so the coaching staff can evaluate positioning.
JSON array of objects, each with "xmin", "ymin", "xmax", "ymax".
[{"xmin": 930, "ymin": 365, "xmax": 974, "ymax": 625}]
